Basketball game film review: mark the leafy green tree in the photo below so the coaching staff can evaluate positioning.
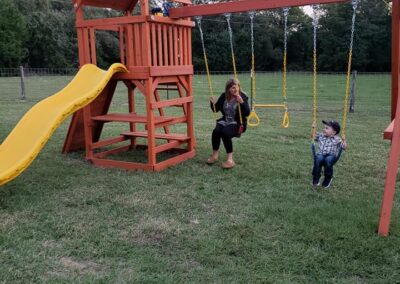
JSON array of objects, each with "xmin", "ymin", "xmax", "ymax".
[
  {"xmin": 0, "ymin": 0, "xmax": 27, "ymax": 67},
  {"xmin": 14, "ymin": 0, "xmax": 77, "ymax": 68},
  {"xmin": 318, "ymin": 0, "xmax": 391, "ymax": 72}
]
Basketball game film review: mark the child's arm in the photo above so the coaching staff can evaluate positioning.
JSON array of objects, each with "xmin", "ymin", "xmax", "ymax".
[
  {"xmin": 314, "ymin": 132, "xmax": 322, "ymax": 142},
  {"xmin": 335, "ymin": 136, "xmax": 346, "ymax": 150},
  {"xmin": 341, "ymin": 138, "xmax": 347, "ymax": 150}
]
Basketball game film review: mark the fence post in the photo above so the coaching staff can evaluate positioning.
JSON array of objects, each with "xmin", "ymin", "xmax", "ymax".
[
  {"xmin": 20, "ymin": 66, "xmax": 26, "ymax": 100},
  {"xmin": 349, "ymin": 70, "xmax": 357, "ymax": 113}
]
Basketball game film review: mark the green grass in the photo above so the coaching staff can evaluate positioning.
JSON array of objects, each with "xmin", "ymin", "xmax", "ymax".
[{"xmin": 0, "ymin": 72, "xmax": 399, "ymax": 283}]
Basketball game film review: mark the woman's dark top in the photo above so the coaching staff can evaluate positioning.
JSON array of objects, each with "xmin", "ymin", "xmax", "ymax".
[{"xmin": 210, "ymin": 92, "xmax": 251, "ymax": 133}]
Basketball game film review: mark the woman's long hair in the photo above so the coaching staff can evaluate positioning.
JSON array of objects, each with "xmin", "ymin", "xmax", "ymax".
[{"xmin": 225, "ymin": 78, "xmax": 241, "ymax": 97}]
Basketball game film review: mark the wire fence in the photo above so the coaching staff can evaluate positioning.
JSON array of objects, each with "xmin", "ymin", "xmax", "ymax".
[
  {"xmin": 0, "ymin": 67, "xmax": 391, "ymax": 77},
  {"xmin": 0, "ymin": 67, "xmax": 79, "ymax": 77}
]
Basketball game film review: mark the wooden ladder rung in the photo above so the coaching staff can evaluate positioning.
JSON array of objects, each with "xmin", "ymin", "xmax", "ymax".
[
  {"xmin": 121, "ymin": 131, "xmax": 190, "ymax": 141},
  {"xmin": 92, "ymin": 113, "xmax": 174, "ymax": 124}
]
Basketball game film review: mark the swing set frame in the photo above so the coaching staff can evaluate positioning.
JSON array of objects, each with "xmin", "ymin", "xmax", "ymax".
[
  {"xmin": 69, "ymin": 0, "xmax": 399, "ymax": 236},
  {"xmin": 171, "ymin": 0, "xmax": 400, "ymax": 236}
]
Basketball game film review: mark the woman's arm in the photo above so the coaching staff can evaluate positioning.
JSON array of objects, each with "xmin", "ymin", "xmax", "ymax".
[
  {"xmin": 210, "ymin": 93, "xmax": 225, "ymax": 112},
  {"xmin": 239, "ymin": 93, "xmax": 251, "ymax": 117}
]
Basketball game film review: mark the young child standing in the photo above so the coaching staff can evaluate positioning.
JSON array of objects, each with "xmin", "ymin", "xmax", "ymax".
[{"xmin": 312, "ymin": 120, "xmax": 347, "ymax": 188}]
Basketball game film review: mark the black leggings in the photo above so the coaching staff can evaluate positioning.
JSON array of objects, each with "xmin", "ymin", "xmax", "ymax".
[{"xmin": 212, "ymin": 123, "xmax": 239, "ymax": 154}]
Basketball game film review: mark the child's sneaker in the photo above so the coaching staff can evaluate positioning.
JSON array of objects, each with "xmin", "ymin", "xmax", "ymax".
[
  {"xmin": 312, "ymin": 177, "xmax": 321, "ymax": 186},
  {"xmin": 322, "ymin": 177, "xmax": 333, "ymax": 188}
]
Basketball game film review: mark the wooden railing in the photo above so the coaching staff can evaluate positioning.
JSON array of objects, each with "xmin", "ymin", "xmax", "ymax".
[{"xmin": 76, "ymin": 15, "xmax": 194, "ymax": 71}]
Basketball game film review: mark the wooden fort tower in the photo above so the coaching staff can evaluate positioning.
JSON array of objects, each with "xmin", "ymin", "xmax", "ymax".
[{"xmin": 63, "ymin": 0, "xmax": 196, "ymax": 171}]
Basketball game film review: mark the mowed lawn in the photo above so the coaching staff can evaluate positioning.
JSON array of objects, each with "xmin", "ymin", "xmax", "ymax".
[{"xmin": 0, "ymin": 72, "xmax": 399, "ymax": 282}]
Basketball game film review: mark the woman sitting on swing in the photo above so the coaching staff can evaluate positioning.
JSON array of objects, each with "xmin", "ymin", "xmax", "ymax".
[{"xmin": 207, "ymin": 78, "xmax": 250, "ymax": 169}]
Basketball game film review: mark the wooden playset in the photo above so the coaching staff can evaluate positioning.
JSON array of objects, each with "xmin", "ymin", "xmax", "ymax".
[{"xmin": 64, "ymin": 0, "xmax": 197, "ymax": 172}]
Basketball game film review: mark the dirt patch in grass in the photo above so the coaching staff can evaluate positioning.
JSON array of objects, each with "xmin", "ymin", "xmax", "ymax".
[
  {"xmin": 61, "ymin": 257, "xmax": 102, "ymax": 275},
  {"xmin": 120, "ymin": 217, "xmax": 182, "ymax": 246},
  {"xmin": 114, "ymin": 193, "xmax": 156, "ymax": 209},
  {"xmin": 42, "ymin": 239, "xmax": 63, "ymax": 250},
  {"xmin": 0, "ymin": 213, "xmax": 18, "ymax": 231},
  {"xmin": 46, "ymin": 257, "xmax": 103, "ymax": 280}
]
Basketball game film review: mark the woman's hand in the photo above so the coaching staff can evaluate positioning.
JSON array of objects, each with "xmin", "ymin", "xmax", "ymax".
[{"xmin": 234, "ymin": 93, "xmax": 244, "ymax": 104}]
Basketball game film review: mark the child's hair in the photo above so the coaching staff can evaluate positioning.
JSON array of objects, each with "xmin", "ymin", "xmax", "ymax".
[{"xmin": 225, "ymin": 78, "xmax": 241, "ymax": 96}]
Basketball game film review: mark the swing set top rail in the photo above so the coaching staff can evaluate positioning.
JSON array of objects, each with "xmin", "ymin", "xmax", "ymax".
[{"xmin": 170, "ymin": 0, "xmax": 350, "ymax": 18}]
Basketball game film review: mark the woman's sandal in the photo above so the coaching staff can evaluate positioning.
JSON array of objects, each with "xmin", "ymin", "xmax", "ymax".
[
  {"xmin": 222, "ymin": 160, "xmax": 235, "ymax": 169},
  {"xmin": 206, "ymin": 156, "xmax": 218, "ymax": 164}
]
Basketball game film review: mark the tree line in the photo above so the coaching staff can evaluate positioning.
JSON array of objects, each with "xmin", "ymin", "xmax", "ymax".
[{"xmin": 0, "ymin": 0, "xmax": 391, "ymax": 72}]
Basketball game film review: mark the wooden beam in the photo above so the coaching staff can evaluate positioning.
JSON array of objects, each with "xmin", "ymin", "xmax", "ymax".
[
  {"xmin": 91, "ymin": 158, "xmax": 154, "ymax": 171},
  {"xmin": 150, "ymin": 66, "xmax": 193, "ymax": 76},
  {"xmin": 91, "ymin": 136, "xmax": 128, "ymax": 150},
  {"xmin": 392, "ymin": 0, "xmax": 400, "ymax": 119},
  {"xmin": 121, "ymin": 131, "xmax": 190, "ymax": 141},
  {"xmin": 173, "ymin": 0, "xmax": 192, "ymax": 5},
  {"xmin": 80, "ymin": 0, "xmax": 133, "ymax": 11},
  {"xmin": 169, "ymin": 0, "xmax": 349, "ymax": 18},
  {"xmin": 153, "ymin": 150, "xmax": 195, "ymax": 172},
  {"xmin": 379, "ymin": 0, "xmax": 400, "ymax": 237},
  {"xmin": 151, "ymin": 96, "xmax": 193, "ymax": 109},
  {"xmin": 76, "ymin": 15, "xmax": 146, "ymax": 28},
  {"xmin": 147, "ymin": 15, "xmax": 195, "ymax": 27},
  {"xmin": 384, "ymin": 120, "xmax": 394, "ymax": 140}
]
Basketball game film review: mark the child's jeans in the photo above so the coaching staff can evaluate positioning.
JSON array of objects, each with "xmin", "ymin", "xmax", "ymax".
[{"xmin": 312, "ymin": 154, "xmax": 336, "ymax": 181}]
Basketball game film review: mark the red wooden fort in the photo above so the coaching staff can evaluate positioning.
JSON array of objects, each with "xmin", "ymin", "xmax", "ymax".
[
  {"xmin": 65, "ymin": 0, "xmax": 399, "ymax": 236},
  {"xmin": 64, "ymin": 0, "xmax": 197, "ymax": 172}
]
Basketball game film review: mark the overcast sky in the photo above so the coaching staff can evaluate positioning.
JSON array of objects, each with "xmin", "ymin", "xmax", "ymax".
[{"xmin": 302, "ymin": 5, "xmax": 313, "ymax": 16}]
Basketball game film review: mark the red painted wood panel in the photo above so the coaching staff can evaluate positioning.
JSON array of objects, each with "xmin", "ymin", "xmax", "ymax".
[
  {"xmin": 90, "ymin": 28, "xmax": 97, "ymax": 65},
  {"xmin": 173, "ymin": 26, "xmax": 178, "ymax": 66},
  {"xmin": 151, "ymin": 23, "xmax": 157, "ymax": 66},
  {"xmin": 168, "ymin": 26, "xmax": 174, "ymax": 66},
  {"xmin": 179, "ymin": 27, "xmax": 183, "ymax": 65},
  {"xmin": 163, "ymin": 25, "xmax": 169, "ymax": 66},
  {"xmin": 157, "ymin": 24, "xmax": 163, "ymax": 66},
  {"xmin": 119, "ymin": 26, "xmax": 125, "ymax": 65},
  {"xmin": 134, "ymin": 24, "xmax": 142, "ymax": 66}
]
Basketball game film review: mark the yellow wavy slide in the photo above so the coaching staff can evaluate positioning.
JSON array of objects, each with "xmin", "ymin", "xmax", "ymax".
[{"xmin": 0, "ymin": 63, "xmax": 127, "ymax": 186}]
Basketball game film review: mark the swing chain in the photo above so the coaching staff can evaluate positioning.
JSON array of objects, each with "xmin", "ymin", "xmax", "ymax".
[
  {"xmin": 224, "ymin": 13, "xmax": 243, "ymax": 126},
  {"xmin": 283, "ymin": 8, "xmax": 289, "ymax": 55},
  {"xmin": 225, "ymin": 13, "xmax": 238, "ymax": 79},
  {"xmin": 342, "ymin": 0, "xmax": 358, "ymax": 139},
  {"xmin": 249, "ymin": 12, "xmax": 255, "ymax": 74},
  {"xmin": 249, "ymin": 11, "xmax": 256, "ymax": 107},
  {"xmin": 352, "ymin": 0, "xmax": 359, "ymax": 10},
  {"xmin": 312, "ymin": 5, "xmax": 320, "ymax": 37},
  {"xmin": 282, "ymin": 8, "xmax": 289, "ymax": 106},
  {"xmin": 349, "ymin": 0, "xmax": 358, "ymax": 51},
  {"xmin": 311, "ymin": 5, "xmax": 319, "ymax": 137},
  {"xmin": 195, "ymin": 16, "xmax": 217, "ymax": 117}
]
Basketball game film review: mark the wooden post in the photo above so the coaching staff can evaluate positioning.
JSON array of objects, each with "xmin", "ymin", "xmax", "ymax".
[
  {"xmin": 392, "ymin": 0, "xmax": 400, "ymax": 120},
  {"xmin": 20, "ymin": 66, "xmax": 26, "ymax": 100},
  {"xmin": 379, "ymin": 0, "xmax": 400, "ymax": 236},
  {"xmin": 349, "ymin": 70, "xmax": 357, "ymax": 113}
]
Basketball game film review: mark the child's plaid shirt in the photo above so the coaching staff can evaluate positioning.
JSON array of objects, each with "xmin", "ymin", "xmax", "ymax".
[{"xmin": 315, "ymin": 133, "xmax": 342, "ymax": 156}]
